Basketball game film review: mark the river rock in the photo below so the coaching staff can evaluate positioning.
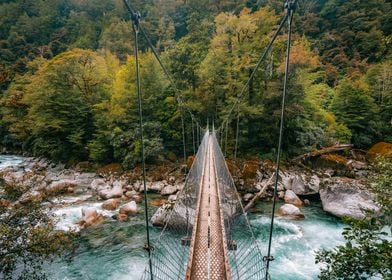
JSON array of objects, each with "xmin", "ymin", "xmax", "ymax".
[
  {"xmin": 168, "ymin": 194, "xmax": 177, "ymax": 202},
  {"xmin": 148, "ymin": 181, "xmax": 165, "ymax": 193},
  {"xmin": 90, "ymin": 178, "xmax": 106, "ymax": 190},
  {"xmin": 46, "ymin": 179, "xmax": 77, "ymax": 195},
  {"xmin": 98, "ymin": 183, "xmax": 123, "ymax": 199},
  {"xmin": 75, "ymin": 172, "xmax": 96, "ymax": 187},
  {"xmin": 319, "ymin": 178, "xmax": 379, "ymax": 219},
  {"xmin": 151, "ymin": 203, "xmax": 196, "ymax": 228},
  {"xmin": 3, "ymin": 170, "xmax": 25, "ymax": 185},
  {"xmin": 132, "ymin": 194, "xmax": 143, "ymax": 203},
  {"xmin": 125, "ymin": 190, "xmax": 137, "ymax": 198},
  {"xmin": 18, "ymin": 190, "xmax": 43, "ymax": 204},
  {"xmin": 119, "ymin": 201, "xmax": 138, "ymax": 216},
  {"xmin": 243, "ymin": 193, "xmax": 254, "ymax": 202},
  {"xmin": 116, "ymin": 213, "xmax": 129, "ymax": 222},
  {"xmin": 161, "ymin": 185, "xmax": 177, "ymax": 196},
  {"xmin": 151, "ymin": 203, "xmax": 174, "ymax": 227},
  {"xmin": 308, "ymin": 175, "xmax": 321, "ymax": 193},
  {"xmin": 284, "ymin": 190, "xmax": 304, "ymax": 206},
  {"xmin": 277, "ymin": 204, "xmax": 305, "ymax": 220},
  {"xmin": 291, "ymin": 176, "xmax": 306, "ymax": 195},
  {"xmin": 78, "ymin": 208, "xmax": 104, "ymax": 229},
  {"xmin": 102, "ymin": 198, "xmax": 120, "ymax": 210},
  {"xmin": 280, "ymin": 171, "xmax": 292, "ymax": 191}
]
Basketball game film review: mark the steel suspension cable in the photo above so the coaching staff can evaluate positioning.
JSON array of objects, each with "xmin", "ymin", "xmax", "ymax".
[
  {"xmin": 181, "ymin": 110, "xmax": 187, "ymax": 174},
  {"xmin": 123, "ymin": 0, "xmax": 202, "ymax": 133},
  {"xmin": 192, "ymin": 119, "xmax": 196, "ymax": 155},
  {"xmin": 217, "ymin": 11, "xmax": 289, "ymax": 132},
  {"xmin": 265, "ymin": 2, "xmax": 296, "ymax": 278},
  {"xmin": 224, "ymin": 120, "xmax": 229, "ymax": 156},
  {"xmin": 234, "ymin": 104, "xmax": 240, "ymax": 161},
  {"xmin": 131, "ymin": 11, "xmax": 153, "ymax": 280}
]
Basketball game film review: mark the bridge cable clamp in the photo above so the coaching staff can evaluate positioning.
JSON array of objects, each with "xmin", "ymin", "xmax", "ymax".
[
  {"xmin": 131, "ymin": 10, "xmax": 141, "ymax": 32},
  {"xmin": 263, "ymin": 255, "xmax": 275, "ymax": 262},
  {"xmin": 284, "ymin": 0, "xmax": 297, "ymax": 12},
  {"xmin": 143, "ymin": 243, "xmax": 154, "ymax": 252}
]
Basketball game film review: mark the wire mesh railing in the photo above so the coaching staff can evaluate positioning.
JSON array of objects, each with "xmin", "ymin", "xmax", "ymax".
[
  {"xmin": 141, "ymin": 130, "xmax": 267, "ymax": 279},
  {"xmin": 211, "ymin": 131, "xmax": 268, "ymax": 280},
  {"xmin": 141, "ymin": 131, "xmax": 209, "ymax": 280}
]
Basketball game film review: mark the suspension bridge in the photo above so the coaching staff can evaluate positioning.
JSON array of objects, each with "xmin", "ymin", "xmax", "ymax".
[{"xmin": 122, "ymin": 0, "xmax": 297, "ymax": 279}]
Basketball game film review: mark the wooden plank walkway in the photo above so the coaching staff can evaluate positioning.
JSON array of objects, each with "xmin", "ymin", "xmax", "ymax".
[{"xmin": 186, "ymin": 135, "xmax": 231, "ymax": 280}]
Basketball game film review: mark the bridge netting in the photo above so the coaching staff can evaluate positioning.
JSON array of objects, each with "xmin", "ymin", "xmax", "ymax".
[{"xmin": 141, "ymin": 130, "xmax": 267, "ymax": 280}]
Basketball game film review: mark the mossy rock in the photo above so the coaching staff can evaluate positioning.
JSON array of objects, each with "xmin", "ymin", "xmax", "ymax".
[
  {"xmin": 241, "ymin": 160, "xmax": 259, "ymax": 180},
  {"xmin": 367, "ymin": 142, "xmax": 392, "ymax": 158}
]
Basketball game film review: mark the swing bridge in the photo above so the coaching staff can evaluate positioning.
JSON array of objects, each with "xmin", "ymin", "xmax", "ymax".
[{"xmin": 123, "ymin": 0, "xmax": 298, "ymax": 279}]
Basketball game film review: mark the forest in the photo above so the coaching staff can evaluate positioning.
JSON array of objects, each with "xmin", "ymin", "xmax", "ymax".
[{"xmin": 0, "ymin": 0, "xmax": 391, "ymax": 167}]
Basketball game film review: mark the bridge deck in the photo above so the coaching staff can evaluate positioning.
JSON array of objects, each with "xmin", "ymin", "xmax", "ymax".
[{"xmin": 186, "ymin": 135, "xmax": 231, "ymax": 280}]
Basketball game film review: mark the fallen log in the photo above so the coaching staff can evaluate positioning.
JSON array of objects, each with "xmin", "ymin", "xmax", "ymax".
[
  {"xmin": 293, "ymin": 144, "xmax": 353, "ymax": 162},
  {"xmin": 244, "ymin": 173, "xmax": 275, "ymax": 212}
]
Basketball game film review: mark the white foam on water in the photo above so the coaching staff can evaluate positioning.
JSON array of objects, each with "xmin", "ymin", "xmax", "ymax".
[
  {"xmin": 0, "ymin": 155, "xmax": 24, "ymax": 170},
  {"xmin": 51, "ymin": 194, "xmax": 93, "ymax": 205},
  {"xmin": 264, "ymin": 215, "xmax": 345, "ymax": 279},
  {"xmin": 53, "ymin": 202, "xmax": 117, "ymax": 232}
]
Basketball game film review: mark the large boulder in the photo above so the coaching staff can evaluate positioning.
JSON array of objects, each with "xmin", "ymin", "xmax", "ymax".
[
  {"xmin": 151, "ymin": 203, "xmax": 196, "ymax": 228},
  {"xmin": 98, "ymin": 183, "xmax": 123, "ymax": 200},
  {"xmin": 161, "ymin": 185, "xmax": 177, "ymax": 196},
  {"xmin": 319, "ymin": 178, "xmax": 379, "ymax": 219},
  {"xmin": 277, "ymin": 204, "xmax": 305, "ymax": 220},
  {"xmin": 291, "ymin": 176, "xmax": 306, "ymax": 195},
  {"xmin": 284, "ymin": 190, "xmax": 304, "ymax": 207},
  {"xmin": 151, "ymin": 203, "xmax": 173, "ymax": 227},
  {"xmin": 119, "ymin": 201, "xmax": 138, "ymax": 216}
]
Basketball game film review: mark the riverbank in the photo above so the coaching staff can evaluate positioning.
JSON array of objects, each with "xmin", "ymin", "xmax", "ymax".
[{"xmin": 0, "ymin": 154, "xmax": 378, "ymax": 279}]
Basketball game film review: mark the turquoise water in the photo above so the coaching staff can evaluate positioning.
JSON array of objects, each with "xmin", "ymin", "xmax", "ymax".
[
  {"xmin": 252, "ymin": 203, "xmax": 345, "ymax": 280},
  {"xmin": 0, "ymin": 155, "xmax": 345, "ymax": 280},
  {"xmin": 46, "ymin": 202, "xmax": 344, "ymax": 280}
]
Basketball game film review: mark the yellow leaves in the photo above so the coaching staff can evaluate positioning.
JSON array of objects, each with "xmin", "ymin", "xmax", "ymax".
[{"xmin": 278, "ymin": 36, "xmax": 320, "ymax": 73}]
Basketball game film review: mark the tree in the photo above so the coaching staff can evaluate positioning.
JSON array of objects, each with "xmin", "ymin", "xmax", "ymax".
[
  {"xmin": 316, "ymin": 157, "xmax": 392, "ymax": 279},
  {"xmin": 89, "ymin": 52, "xmax": 169, "ymax": 167},
  {"xmin": 0, "ymin": 183, "xmax": 77, "ymax": 280},
  {"xmin": 21, "ymin": 49, "xmax": 115, "ymax": 162},
  {"xmin": 366, "ymin": 60, "xmax": 392, "ymax": 142},
  {"xmin": 330, "ymin": 79, "xmax": 380, "ymax": 147}
]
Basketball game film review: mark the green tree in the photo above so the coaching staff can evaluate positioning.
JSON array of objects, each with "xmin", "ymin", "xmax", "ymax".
[
  {"xmin": 330, "ymin": 79, "xmax": 380, "ymax": 147},
  {"xmin": 366, "ymin": 60, "xmax": 392, "ymax": 142},
  {"xmin": 0, "ymin": 183, "xmax": 77, "ymax": 280},
  {"xmin": 89, "ymin": 52, "xmax": 171, "ymax": 167},
  {"xmin": 316, "ymin": 157, "xmax": 392, "ymax": 279},
  {"xmin": 22, "ymin": 49, "xmax": 115, "ymax": 162}
]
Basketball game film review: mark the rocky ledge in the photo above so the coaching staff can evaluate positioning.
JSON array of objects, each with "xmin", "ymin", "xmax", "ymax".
[{"xmin": 0, "ymin": 157, "xmax": 184, "ymax": 230}]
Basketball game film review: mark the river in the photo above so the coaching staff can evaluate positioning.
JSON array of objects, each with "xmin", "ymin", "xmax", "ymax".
[{"xmin": 0, "ymin": 155, "xmax": 345, "ymax": 280}]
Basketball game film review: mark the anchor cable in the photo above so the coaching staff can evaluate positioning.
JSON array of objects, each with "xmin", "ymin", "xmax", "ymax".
[
  {"xmin": 265, "ymin": 1, "xmax": 296, "ymax": 278},
  {"xmin": 131, "ymin": 10, "xmax": 154, "ymax": 279}
]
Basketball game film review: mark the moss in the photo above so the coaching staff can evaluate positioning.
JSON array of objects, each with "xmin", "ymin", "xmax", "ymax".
[{"xmin": 367, "ymin": 142, "xmax": 392, "ymax": 158}]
